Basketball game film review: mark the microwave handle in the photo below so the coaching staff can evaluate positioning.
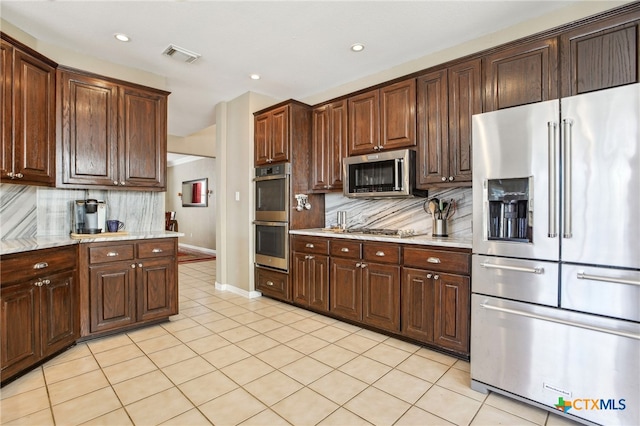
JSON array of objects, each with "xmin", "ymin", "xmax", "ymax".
[{"xmin": 394, "ymin": 158, "xmax": 402, "ymax": 191}]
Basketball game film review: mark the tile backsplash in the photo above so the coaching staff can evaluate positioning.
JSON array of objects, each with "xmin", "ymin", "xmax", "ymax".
[
  {"xmin": 0, "ymin": 183, "xmax": 165, "ymax": 240},
  {"xmin": 324, "ymin": 187, "xmax": 472, "ymax": 238}
]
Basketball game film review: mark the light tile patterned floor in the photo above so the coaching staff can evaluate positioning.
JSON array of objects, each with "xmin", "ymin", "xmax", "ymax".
[{"xmin": 1, "ymin": 260, "xmax": 582, "ymax": 426}]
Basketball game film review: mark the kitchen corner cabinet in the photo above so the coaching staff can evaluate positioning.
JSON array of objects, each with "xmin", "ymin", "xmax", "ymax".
[
  {"xmin": 402, "ymin": 246, "xmax": 470, "ymax": 354},
  {"xmin": 348, "ymin": 79, "xmax": 416, "ymax": 156},
  {"xmin": 79, "ymin": 238, "xmax": 177, "ymax": 337},
  {"xmin": 292, "ymin": 236, "xmax": 329, "ymax": 312},
  {"xmin": 1, "ymin": 34, "xmax": 56, "ymax": 186},
  {"xmin": 483, "ymin": 37, "xmax": 559, "ymax": 112},
  {"xmin": 1, "ymin": 246, "xmax": 78, "ymax": 384},
  {"xmin": 57, "ymin": 68, "xmax": 169, "ymax": 191},
  {"xmin": 416, "ymin": 59, "xmax": 481, "ymax": 188},
  {"xmin": 310, "ymin": 100, "xmax": 347, "ymax": 192},
  {"xmin": 560, "ymin": 9, "xmax": 640, "ymax": 97}
]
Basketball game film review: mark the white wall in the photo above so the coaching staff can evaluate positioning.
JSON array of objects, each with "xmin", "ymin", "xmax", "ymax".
[{"xmin": 168, "ymin": 125, "xmax": 216, "ymax": 157}]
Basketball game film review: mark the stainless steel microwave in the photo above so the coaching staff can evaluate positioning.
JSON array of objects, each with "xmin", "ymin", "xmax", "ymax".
[{"xmin": 343, "ymin": 149, "xmax": 426, "ymax": 198}]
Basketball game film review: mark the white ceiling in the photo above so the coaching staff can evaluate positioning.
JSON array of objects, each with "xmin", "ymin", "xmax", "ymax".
[{"xmin": 2, "ymin": 1, "xmax": 585, "ymax": 138}]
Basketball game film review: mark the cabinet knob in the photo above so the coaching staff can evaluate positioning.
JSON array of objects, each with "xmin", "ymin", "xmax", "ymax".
[
  {"xmin": 373, "ymin": 146, "xmax": 379, "ymax": 151},
  {"xmin": 360, "ymin": 263, "xmax": 368, "ymax": 268},
  {"xmin": 113, "ymin": 181, "xmax": 119, "ymax": 185},
  {"xmin": 138, "ymin": 263, "xmax": 143, "ymax": 267},
  {"xmin": 441, "ymin": 176, "xmax": 447, "ymax": 182},
  {"xmin": 6, "ymin": 172, "xmax": 14, "ymax": 178},
  {"xmin": 375, "ymin": 251, "xmax": 385, "ymax": 257},
  {"xmin": 15, "ymin": 173, "xmax": 23, "ymax": 179},
  {"xmin": 107, "ymin": 252, "xmax": 119, "ymax": 257},
  {"xmin": 305, "ymin": 243, "xmax": 314, "ymax": 248},
  {"xmin": 377, "ymin": 145, "xmax": 383, "ymax": 150},
  {"xmin": 356, "ymin": 262, "xmax": 362, "ymax": 268},
  {"xmin": 34, "ymin": 280, "xmax": 43, "ymax": 287},
  {"xmin": 120, "ymin": 181, "xmax": 126, "ymax": 186},
  {"xmin": 307, "ymin": 255, "xmax": 314, "ymax": 260},
  {"xmin": 448, "ymin": 176, "xmax": 454, "ymax": 181},
  {"xmin": 434, "ymin": 274, "xmax": 440, "ymax": 280},
  {"xmin": 341, "ymin": 247, "xmax": 349, "ymax": 253},
  {"xmin": 266, "ymin": 280, "xmax": 274, "ymax": 286},
  {"xmin": 131, "ymin": 264, "xmax": 136, "ymax": 269},
  {"xmin": 427, "ymin": 274, "xmax": 432, "ymax": 279},
  {"xmin": 33, "ymin": 262, "xmax": 49, "ymax": 270},
  {"xmin": 42, "ymin": 279, "xmax": 50, "ymax": 285}
]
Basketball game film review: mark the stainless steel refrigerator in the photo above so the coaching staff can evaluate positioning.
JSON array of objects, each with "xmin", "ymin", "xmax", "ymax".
[{"xmin": 471, "ymin": 83, "xmax": 640, "ymax": 426}]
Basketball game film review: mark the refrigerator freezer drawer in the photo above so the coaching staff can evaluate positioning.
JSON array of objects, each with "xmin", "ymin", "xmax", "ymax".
[
  {"xmin": 471, "ymin": 294, "xmax": 640, "ymax": 426},
  {"xmin": 472, "ymin": 254, "xmax": 558, "ymax": 306},
  {"xmin": 561, "ymin": 264, "xmax": 640, "ymax": 322}
]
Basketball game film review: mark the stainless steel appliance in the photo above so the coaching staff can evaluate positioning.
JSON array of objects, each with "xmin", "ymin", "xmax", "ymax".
[
  {"xmin": 471, "ymin": 83, "xmax": 640, "ymax": 426},
  {"xmin": 72, "ymin": 199, "xmax": 106, "ymax": 234},
  {"xmin": 255, "ymin": 163, "xmax": 290, "ymax": 222},
  {"xmin": 254, "ymin": 163, "xmax": 291, "ymax": 271},
  {"xmin": 343, "ymin": 149, "xmax": 426, "ymax": 198}
]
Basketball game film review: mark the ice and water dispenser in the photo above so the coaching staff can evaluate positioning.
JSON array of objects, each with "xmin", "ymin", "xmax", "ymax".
[{"xmin": 486, "ymin": 178, "xmax": 532, "ymax": 242}]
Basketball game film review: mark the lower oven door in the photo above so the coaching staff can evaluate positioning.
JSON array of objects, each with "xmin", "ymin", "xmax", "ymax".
[
  {"xmin": 254, "ymin": 221, "xmax": 289, "ymax": 271},
  {"xmin": 471, "ymin": 294, "xmax": 640, "ymax": 426}
]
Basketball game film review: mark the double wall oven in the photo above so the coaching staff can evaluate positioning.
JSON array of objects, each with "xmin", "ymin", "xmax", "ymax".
[{"xmin": 254, "ymin": 163, "xmax": 290, "ymax": 271}]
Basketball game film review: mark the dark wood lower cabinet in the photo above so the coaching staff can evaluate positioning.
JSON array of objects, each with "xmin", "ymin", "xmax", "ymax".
[
  {"xmin": 401, "ymin": 268, "xmax": 436, "ymax": 342},
  {"xmin": 330, "ymin": 258, "xmax": 362, "ymax": 321},
  {"xmin": 1, "ymin": 246, "xmax": 78, "ymax": 384},
  {"xmin": 434, "ymin": 272, "xmax": 470, "ymax": 353},
  {"xmin": 362, "ymin": 263, "xmax": 400, "ymax": 332},
  {"xmin": 89, "ymin": 262, "xmax": 136, "ymax": 333},
  {"xmin": 292, "ymin": 252, "xmax": 329, "ymax": 312}
]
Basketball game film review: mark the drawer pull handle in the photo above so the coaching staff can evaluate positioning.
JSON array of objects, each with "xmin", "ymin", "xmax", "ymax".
[
  {"xmin": 375, "ymin": 251, "xmax": 385, "ymax": 257},
  {"xmin": 266, "ymin": 280, "xmax": 274, "ymax": 286},
  {"xmin": 427, "ymin": 257, "xmax": 441, "ymax": 264},
  {"xmin": 152, "ymin": 248, "xmax": 163, "ymax": 253},
  {"xmin": 341, "ymin": 248, "xmax": 349, "ymax": 253},
  {"xmin": 305, "ymin": 243, "xmax": 314, "ymax": 248},
  {"xmin": 33, "ymin": 262, "xmax": 49, "ymax": 270},
  {"xmin": 107, "ymin": 252, "xmax": 119, "ymax": 257}
]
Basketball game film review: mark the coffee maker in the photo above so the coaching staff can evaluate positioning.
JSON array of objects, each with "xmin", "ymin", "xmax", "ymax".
[{"xmin": 73, "ymin": 199, "xmax": 107, "ymax": 234}]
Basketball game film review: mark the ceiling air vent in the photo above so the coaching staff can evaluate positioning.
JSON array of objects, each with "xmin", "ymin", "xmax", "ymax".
[{"xmin": 162, "ymin": 44, "xmax": 201, "ymax": 64}]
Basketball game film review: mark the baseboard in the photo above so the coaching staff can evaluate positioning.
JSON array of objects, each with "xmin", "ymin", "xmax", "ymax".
[
  {"xmin": 178, "ymin": 243, "xmax": 216, "ymax": 255},
  {"xmin": 215, "ymin": 282, "xmax": 262, "ymax": 299}
]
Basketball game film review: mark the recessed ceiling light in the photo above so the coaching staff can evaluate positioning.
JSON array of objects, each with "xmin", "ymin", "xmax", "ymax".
[
  {"xmin": 114, "ymin": 33, "xmax": 131, "ymax": 42},
  {"xmin": 250, "ymin": 74, "xmax": 261, "ymax": 80},
  {"xmin": 350, "ymin": 43, "xmax": 365, "ymax": 52}
]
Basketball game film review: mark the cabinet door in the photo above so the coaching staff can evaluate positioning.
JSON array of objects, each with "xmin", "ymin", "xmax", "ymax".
[
  {"xmin": 254, "ymin": 112, "xmax": 271, "ymax": 166},
  {"xmin": 329, "ymin": 100, "xmax": 348, "ymax": 189},
  {"xmin": 401, "ymin": 268, "xmax": 436, "ymax": 342},
  {"xmin": 40, "ymin": 270, "xmax": 77, "ymax": 358},
  {"xmin": 416, "ymin": 68, "xmax": 448, "ymax": 187},
  {"xmin": 484, "ymin": 37, "xmax": 558, "ymax": 111},
  {"xmin": 308, "ymin": 254, "xmax": 329, "ymax": 312},
  {"xmin": 1, "ymin": 40, "xmax": 12, "ymax": 181},
  {"xmin": 89, "ymin": 262, "xmax": 136, "ymax": 333},
  {"xmin": 120, "ymin": 85, "xmax": 167, "ymax": 189},
  {"xmin": 269, "ymin": 105, "xmax": 290, "ymax": 164},
  {"xmin": 380, "ymin": 79, "xmax": 416, "ymax": 150},
  {"xmin": 434, "ymin": 273, "xmax": 470, "ymax": 353},
  {"xmin": 348, "ymin": 89, "xmax": 379, "ymax": 155},
  {"xmin": 292, "ymin": 251, "xmax": 310, "ymax": 305},
  {"xmin": 330, "ymin": 258, "xmax": 362, "ymax": 321},
  {"xmin": 560, "ymin": 13, "xmax": 639, "ymax": 97},
  {"xmin": 362, "ymin": 262, "xmax": 400, "ymax": 332},
  {"xmin": 58, "ymin": 71, "xmax": 119, "ymax": 187},
  {"xmin": 137, "ymin": 257, "xmax": 177, "ymax": 322},
  {"xmin": 12, "ymin": 48, "xmax": 55, "ymax": 185},
  {"xmin": 310, "ymin": 105, "xmax": 330, "ymax": 191},
  {"xmin": 448, "ymin": 59, "xmax": 481, "ymax": 184},
  {"xmin": 0, "ymin": 283, "xmax": 40, "ymax": 379}
]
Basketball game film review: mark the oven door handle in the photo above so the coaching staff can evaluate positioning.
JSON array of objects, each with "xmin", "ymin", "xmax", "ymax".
[
  {"xmin": 253, "ymin": 221, "xmax": 288, "ymax": 227},
  {"xmin": 480, "ymin": 262, "xmax": 543, "ymax": 274},
  {"xmin": 480, "ymin": 302, "xmax": 640, "ymax": 340},
  {"xmin": 253, "ymin": 174, "xmax": 288, "ymax": 182}
]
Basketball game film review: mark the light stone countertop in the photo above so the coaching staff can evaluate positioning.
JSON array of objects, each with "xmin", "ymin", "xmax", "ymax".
[
  {"xmin": 290, "ymin": 228, "xmax": 472, "ymax": 249},
  {"xmin": 1, "ymin": 231, "xmax": 184, "ymax": 256}
]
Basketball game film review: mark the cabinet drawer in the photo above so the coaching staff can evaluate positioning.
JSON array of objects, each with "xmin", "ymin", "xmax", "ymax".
[
  {"xmin": 292, "ymin": 237, "xmax": 329, "ymax": 255},
  {"xmin": 1, "ymin": 245, "xmax": 77, "ymax": 285},
  {"xmin": 88, "ymin": 244, "xmax": 135, "ymax": 264},
  {"xmin": 256, "ymin": 267, "xmax": 289, "ymax": 300},
  {"xmin": 137, "ymin": 239, "xmax": 176, "ymax": 259},
  {"xmin": 363, "ymin": 243, "xmax": 401, "ymax": 264},
  {"xmin": 329, "ymin": 240, "xmax": 362, "ymax": 259},
  {"xmin": 403, "ymin": 247, "xmax": 470, "ymax": 274}
]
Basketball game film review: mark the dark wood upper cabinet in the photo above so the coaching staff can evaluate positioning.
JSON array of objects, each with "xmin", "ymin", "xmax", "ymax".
[
  {"xmin": 310, "ymin": 100, "xmax": 347, "ymax": 192},
  {"xmin": 254, "ymin": 104, "xmax": 290, "ymax": 166},
  {"xmin": 348, "ymin": 79, "xmax": 416, "ymax": 156},
  {"xmin": 1, "ymin": 34, "xmax": 56, "ymax": 186},
  {"xmin": 57, "ymin": 67, "xmax": 168, "ymax": 191},
  {"xmin": 560, "ymin": 9, "xmax": 640, "ymax": 97},
  {"xmin": 484, "ymin": 37, "xmax": 559, "ymax": 111},
  {"xmin": 417, "ymin": 59, "xmax": 480, "ymax": 188}
]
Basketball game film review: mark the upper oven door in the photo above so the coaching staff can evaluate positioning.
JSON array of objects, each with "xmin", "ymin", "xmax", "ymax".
[{"xmin": 255, "ymin": 174, "xmax": 289, "ymax": 222}]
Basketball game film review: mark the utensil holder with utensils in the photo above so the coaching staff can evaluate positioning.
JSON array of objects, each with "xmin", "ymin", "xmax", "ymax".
[{"xmin": 424, "ymin": 198, "xmax": 455, "ymax": 237}]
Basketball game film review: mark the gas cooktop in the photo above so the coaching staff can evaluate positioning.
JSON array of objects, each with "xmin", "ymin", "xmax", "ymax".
[{"xmin": 345, "ymin": 228, "xmax": 425, "ymax": 238}]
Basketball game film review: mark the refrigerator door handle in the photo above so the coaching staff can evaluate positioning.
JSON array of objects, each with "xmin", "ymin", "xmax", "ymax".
[
  {"xmin": 577, "ymin": 272, "xmax": 640, "ymax": 287},
  {"xmin": 562, "ymin": 118, "xmax": 573, "ymax": 238},
  {"xmin": 547, "ymin": 121, "xmax": 558, "ymax": 238},
  {"xmin": 480, "ymin": 262, "xmax": 544, "ymax": 274},
  {"xmin": 480, "ymin": 302, "xmax": 640, "ymax": 340}
]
